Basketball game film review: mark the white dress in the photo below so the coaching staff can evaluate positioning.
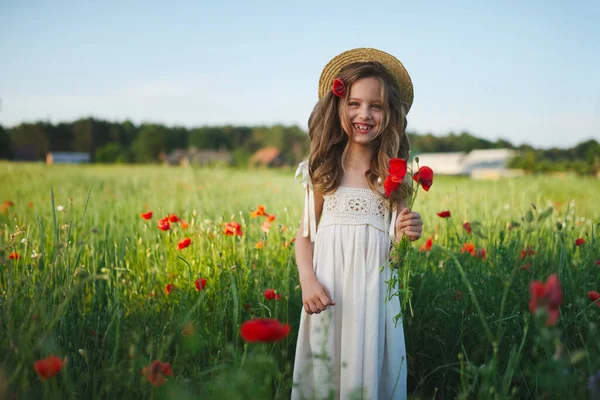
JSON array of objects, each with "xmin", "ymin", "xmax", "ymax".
[{"xmin": 292, "ymin": 163, "xmax": 407, "ymax": 400}]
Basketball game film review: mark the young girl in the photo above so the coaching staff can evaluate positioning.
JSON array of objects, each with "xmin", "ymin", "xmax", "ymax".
[{"xmin": 292, "ymin": 48, "xmax": 423, "ymax": 400}]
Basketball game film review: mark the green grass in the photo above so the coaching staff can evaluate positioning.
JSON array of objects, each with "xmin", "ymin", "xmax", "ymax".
[{"xmin": 0, "ymin": 162, "xmax": 599, "ymax": 399}]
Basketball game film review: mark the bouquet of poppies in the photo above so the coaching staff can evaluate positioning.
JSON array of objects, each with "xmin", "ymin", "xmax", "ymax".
[{"xmin": 384, "ymin": 156, "xmax": 433, "ymax": 319}]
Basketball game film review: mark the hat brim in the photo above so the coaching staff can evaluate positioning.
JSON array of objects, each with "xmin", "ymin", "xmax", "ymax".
[{"xmin": 318, "ymin": 48, "xmax": 414, "ymax": 113}]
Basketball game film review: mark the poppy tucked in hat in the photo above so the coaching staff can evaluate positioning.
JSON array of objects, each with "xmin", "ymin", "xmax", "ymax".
[{"xmin": 318, "ymin": 48, "xmax": 414, "ymax": 113}]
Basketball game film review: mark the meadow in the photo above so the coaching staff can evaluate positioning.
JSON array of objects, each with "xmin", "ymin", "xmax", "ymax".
[{"xmin": 0, "ymin": 162, "xmax": 599, "ymax": 399}]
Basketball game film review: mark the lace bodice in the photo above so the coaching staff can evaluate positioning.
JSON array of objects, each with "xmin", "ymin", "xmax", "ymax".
[{"xmin": 319, "ymin": 187, "xmax": 390, "ymax": 233}]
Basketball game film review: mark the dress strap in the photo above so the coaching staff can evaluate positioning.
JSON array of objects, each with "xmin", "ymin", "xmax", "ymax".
[
  {"xmin": 295, "ymin": 161, "xmax": 317, "ymax": 242},
  {"xmin": 389, "ymin": 208, "xmax": 397, "ymax": 240}
]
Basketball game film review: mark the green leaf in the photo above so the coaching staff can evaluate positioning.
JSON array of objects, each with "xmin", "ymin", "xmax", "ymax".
[{"xmin": 538, "ymin": 207, "xmax": 553, "ymax": 222}]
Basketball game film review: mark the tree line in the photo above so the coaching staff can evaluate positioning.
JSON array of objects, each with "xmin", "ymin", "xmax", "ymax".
[{"xmin": 0, "ymin": 118, "xmax": 598, "ymax": 174}]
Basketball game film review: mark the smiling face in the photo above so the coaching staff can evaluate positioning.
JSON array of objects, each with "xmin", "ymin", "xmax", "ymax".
[{"xmin": 340, "ymin": 76, "xmax": 384, "ymax": 147}]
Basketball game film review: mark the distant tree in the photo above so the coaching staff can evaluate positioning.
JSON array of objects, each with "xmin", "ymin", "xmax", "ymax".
[
  {"xmin": 132, "ymin": 124, "xmax": 169, "ymax": 162},
  {"xmin": 95, "ymin": 142, "xmax": 125, "ymax": 163},
  {"xmin": 0, "ymin": 124, "xmax": 13, "ymax": 159}
]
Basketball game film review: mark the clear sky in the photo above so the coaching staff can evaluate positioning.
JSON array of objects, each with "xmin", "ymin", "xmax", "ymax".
[{"xmin": 1, "ymin": 0, "xmax": 599, "ymax": 148}]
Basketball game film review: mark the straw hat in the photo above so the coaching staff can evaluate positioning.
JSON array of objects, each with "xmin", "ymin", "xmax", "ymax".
[{"xmin": 318, "ymin": 48, "xmax": 414, "ymax": 112}]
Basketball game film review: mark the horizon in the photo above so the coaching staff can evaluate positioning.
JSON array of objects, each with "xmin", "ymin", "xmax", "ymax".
[{"xmin": 1, "ymin": 0, "xmax": 599, "ymax": 148}]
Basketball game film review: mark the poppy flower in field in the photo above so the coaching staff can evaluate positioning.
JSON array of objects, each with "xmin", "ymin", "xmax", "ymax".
[
  {"xmin": 266, "ymin": 214, "xmax": 276, "ymax": 222},
  {"xmin": 521, "ymin": 246, "xmax": 535, "ymax": 260},
  {"xmin": 27, "ymin": 201, "xmax": 34, "ymax": 208},
  {"xmin": 34, "ymin": 355, "xmax": 64, "ymax": 380},
  {"xmin": 476, "ymin": 249, "xmax": 487, "ymax": 260},
  {"xmin": 251, "ymin": 206, "xmax": 266, "ymax": 218},
  {"xmin": 165, "ymin": 284, "xmax": 175, "ymax": 295},
  {"xmin": 142, "ymin": 360, "xmax": 173, "ymax": 387},
  {"xmin": 223, "ymin": 221, "xmax": 243, "ymax": 236},
  {"xmin": 588, "ymin": 291, "xmax": 600, "ymax": 308},
  {"xmin": 575, "ymin": 238, "xmax": 585, "ymax": 246},
  {"xmin": 261, "ymin": 221, "xmax": 271, "ymax": 233},
  {"xmin": 529, "ymin": 274, "xmax": 563, "ymax": 326},
  {"xmin": 596, "ymin": 260, "xmax": 600, "ymax": 266},
  {"xmin": 520, "ymin": 263, "xmax": 532, "ymax": 271},
  {"xmin": 437, "ymin": 210, "xmax": 451, "ymax": 218},
  {"xmin": 460, "ymin": 242, "xmax": 476, "ymax": 256},
  {"xmin": 168, "ymin": 214, "xmax": 180, "ymax": 223},
  {"xmin": 264, "ymin": 289, "xmax": 277, "ymax": 300},
  {"xmin": 157, "ymin": 218, "xmax": 171, "ymax": 231},
  {"xmin": 255, "ymin": 241, "xmax": 264, "ymax": 249},
  {"xmin": 177, "ymin": 238, "xmax": 191, "ymax": 250},
  {"xmin": 412, "ymin": 166, "xmax": 434, "ymax": 191},
  {"xmin": 195, "ymin": 277, "xmax": 207, "ymax": 291},
  {"xmin": 180, "ymin": 220, "xmax": 189, "ymax": 229},
  {"xmin": 140, "ymin": 211, "xmax": 153, "ymax": 220},
  {"xmin": 463, "ymin": 222, "xmax": 472, "ymax": 234},
  {"xmin": 240, "ymin": 318, "xmax": 290, "ymax": 343},
  {"xmin": 419, "ymin": 237, "xmax": 433, "ymax": 252},
  {"xmin": 8, "ymin": 252, "xmax": 19, "ymax": 260},
  {"xmin": 383, "ymin": 158, "xmax": 408, "ymax": 197},
  {"xmin": 4, "ymin": 200, "xmax": 14, "ymax": 207},
  {"xmin": 453, "ymin": 290, "xmax": 463, "ymax": 301}
]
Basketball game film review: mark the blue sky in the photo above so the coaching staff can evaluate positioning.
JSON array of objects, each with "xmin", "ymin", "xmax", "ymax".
[{"xmin": 1, "ymin": 0, "xmax": 599, "ymax": 148}]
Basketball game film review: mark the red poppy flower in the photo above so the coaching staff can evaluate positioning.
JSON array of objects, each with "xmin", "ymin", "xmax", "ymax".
[
  {"xmin": 165, "ymin": 284, "xmax": 175, "ymax": 294},
  {"xmin": 463, "ymin": 222, "xmax": 472, "ymax": 234},
  {"xmin": 223, "ymin": 221, "xmax": 243, "ymax": 236},
  {"xmin": 195, "ymin": 278, "xmax": 207, "ymax": 291},
  {"xmin": 412, "ymin": 166, "xmax": 434, "ymax": 191},
  {"xmin": 476, "ymin": 249, "xmax": 487, "ymax": 259},
  {"xmin": 266, "ymin": 214, "xmax": 276, "ymax": 222},
  {"xmin": 419, "ymin": 237, "xmax": 433, "ymax": 252},
  {"xmin": 588, "ymin": 291, "xmax": 600, "ymax": 308},
  {"xmin": 27, "ymin": 201, "xmax": 34, "ymax": 208},
  {"xmin": 157, "ymin": 218, "xmax": 170, "ymax": 231},
  {"xmin": 4, "ymin": 200, "xmax": 14, "ymax": 207},
  {"xmin": 521, "ymin": 246, "xmax": 535, "ymax": 260},
  {"xmin": 460, "ymin": 242, "xmax": 476, "ymax": 256},
  {"xmin": 384, "ymin": 158, "xmax": 408, "ymax": 197},
  {"xmin": 264, "ymin": 289, "xmax": 277, "ymax": 300},
  {"xmin": 596, "ymin": 260, "xmax": 600, "ymax": 266},
  {"xmin": 8, "ymin": 252, "xmax": 19, "ymax": 260},
  {"xmin": 168, "ymin": 214, "xmax": 180, "ymax": 223},
  {"xmin": 453, "ymin": 290, "xmax": 463, "ymax": 301},
  {"xmin": 177, "ymin": 238, "xmax": 191, "ymax": 250},
  {"xmin": 240, "ymin": 318, "xmax": 291, "ymax": 343},
  {"xmin": 529, "ymin": 274, "xmax": 563, "ymax": 326},
  {"xmin": 140, "ymin": 211, "xmax": 153, "ymax": 220},
  {"xmin": 251, "ymin": 206, "xmax": 266, "ymax": 218},
  {"xmin": 142, "ymin": 360, "xmax": 173, "ymax": 387},
  {"xmin": 520, "ymin": 262, "xmax": 532, "ymax": 271},
  {"xmin": 34, "ymin": 356, "xmax": 64, "ymax": 380},
  {"xmin": 332, "ymin": 78, "xmax": 346, "ymax": 97},
  {"xmin": 575, "ymin": 238, "xmax": 585, "ymax": 246},
  {"xmin": 180, "ymin": 220, "xmax": 189, "ymax": 229},
  {"xmin": 437, "ymin": 210, "xmax": 451, "ymax": 218}
]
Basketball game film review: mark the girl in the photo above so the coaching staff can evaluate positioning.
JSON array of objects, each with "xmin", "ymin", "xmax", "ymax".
[{"xmin": 292, "ymin": 48, "xmax": 423, "ymax": 400}]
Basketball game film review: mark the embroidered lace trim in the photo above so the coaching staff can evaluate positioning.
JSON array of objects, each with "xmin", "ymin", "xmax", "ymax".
[{"xmin": 320, "ymin": 187, "xmax": 390, "ymax": 232}]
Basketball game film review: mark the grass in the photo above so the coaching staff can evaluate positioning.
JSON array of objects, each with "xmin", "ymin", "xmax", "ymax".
[{"xmin": 0, "ymin": 162, "xmax": 599, "ymax": 399}]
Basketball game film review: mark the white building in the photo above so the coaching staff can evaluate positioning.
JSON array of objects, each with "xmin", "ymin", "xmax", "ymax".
[{"xmin": 414, "ymin": 148, "xmax": 521, "ymax": 179}]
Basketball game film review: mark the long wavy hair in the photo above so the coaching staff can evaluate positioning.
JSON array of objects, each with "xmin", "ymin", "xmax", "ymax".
[{"xmin": 308, "ymin": 61, "xmax": 412, "ymax": 206}]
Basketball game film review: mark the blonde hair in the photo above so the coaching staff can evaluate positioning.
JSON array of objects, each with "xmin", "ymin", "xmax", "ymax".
[{"xmin": 307, "ymin": 61, "xmax": 412, "ymax": 206}]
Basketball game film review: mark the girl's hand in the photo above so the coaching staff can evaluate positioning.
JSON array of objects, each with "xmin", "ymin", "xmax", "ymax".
[
  {"xmin": 300, "ymin": 276, "xmax": 336, "ymax": 315},
  {"xmin": 395, "ymin": 207, "xmax": 423, "ymax": 241}
]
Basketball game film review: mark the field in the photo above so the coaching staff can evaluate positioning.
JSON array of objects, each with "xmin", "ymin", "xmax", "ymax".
[{"xmin": 1, "ymin": 162, "xmax": 599, "ymax": 399}]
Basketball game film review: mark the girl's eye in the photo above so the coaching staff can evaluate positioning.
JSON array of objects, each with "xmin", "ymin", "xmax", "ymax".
[
  {"xmin": 371, "ymin": 104, "xmax": 382, "ymax": 109},
  {"xmin": 348, "ymin": 102, "xmax": 359, "ymax": 106}
]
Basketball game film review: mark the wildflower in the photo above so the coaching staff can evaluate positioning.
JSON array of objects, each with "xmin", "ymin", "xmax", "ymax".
[
  {"xmin": 157, "ymin": 217, "xmax": 170, "ymax": 231},
  {"xmin": 240, "ymin": 318, "xmax": 290, "ymax": 343},
  {"xmin": 596, "ymin": 260, "xmax": 600, "ymax": 266},
  {"xmin": 261, "ymin": 221, "xmax": 271, "ymax": 233},
  {"xmin": 520, "ymin": 262, "xmax": 532, "ymax": 271},
  {"xmin": 264, "ymin": 289, "xmax": 278, "ymax": 300},
  {"xmin": 476, "ymin": 248, "xmax": 487, "ymax": 259},
  {"xmin": 463, "ymin": 222, "xmax": 472, "ymax": 234},
  {"xmin": 575, "ymin": 238, "xmax": 585, "ymax": 246},
  {"xmin": 27, "ymin": 201, "xmax": 34, "ymax": 208},
  {"xmin": 412, "ymin": 166, "xmax": 434, "ymax": 191},
  {"xmin": 521, "ymin": 246, "xmax": 535, "ymax": 260},
  {"xmin": 529, "ymin": 274, "xmax": 563, "ymax": 326},
  {"xmin": 223, "ymin": 221, "xmax": 243, "ymax": 236},
  {"xmin": 140, "ymin": 211, "xmax": 153, "ymax": 220},
  {"xmin": 419, "ymin": 237, "xmax": 433, "ymax": 252},
  {"xmin": 266, "ymin": 214, "xmax": 276, "ymax": 222},
  {"xmin": 168, "ymin": 214, "xmax": 180, "ymax": 223},
  {"xmin": 56, "ymin": 205, "xmax": 64, "ymax": 212},
  {"xmin": 255, "ymin": 241, "xmax": 264, "ymax": 249},
  {"xmin": 460, "ymin": 242, "xmax": 476, "ymax": 256},
  {"xmin": 31, "ymin": 250, "xmax": 41, "ymax": 259},
  {"xmin": 165, "ymin": 284, "xmax": 175, "ymax": 295},
  {"xmin": 8, "ymin": 252, "xmax": 19, "ymax": 260},
  {"xmin": 588, "ymin": 291, "xmax": 600, "ymax": 308},
  {"xmin": 453, "ymin": 290, "xmax": 463, "ymax": 301},
  {"xmin": 195, "ymin": 278, "xmax": 207, "ymax": 292},
  {"xmin": 21, "ymin": 238, "xmax": 27, "ymax": 244},
  {"xmin": 180, "ymin": 220, "xmax": 189, "ymax": 229},
  {"xmin": 177, "ymin": 238, "xmax": 191, "ymax": 250},
  {"xmin": 383, "ymin": 158, "xmax": 408, "ymax": 197},
  {"xmin": 251, "ymin": 206, "xmax": 266, "ymax": 218},
  {"xmin": 34, "ymin": 356, "xmax": 64, "ymax": 380},
  {"xmin": 437, "ymin": 210, "xmax": 451, "ymax": 218},
  {"xmin": 4, "ymin": 200, "xmax": 14, "ymax": 207},
  {"xmin": 141, "ymin": 360, "xmax": 173, "ymax": 387}
]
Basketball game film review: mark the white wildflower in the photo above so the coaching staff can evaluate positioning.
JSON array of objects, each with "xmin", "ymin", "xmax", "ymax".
[
  {"xmin": 57, "ymin": 205, "xmax": 64, "ymax": 212},
  {"xmin": 31, "ymin": 250, "xmax": 42, "ymax": 259},
  {"xmin": 21, "ymin": 238, "xmax": 27, "ymax": 244}
]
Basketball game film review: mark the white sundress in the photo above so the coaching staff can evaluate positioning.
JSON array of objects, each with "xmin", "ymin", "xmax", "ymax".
[{"xmin": 292, "ymin": 162, "xmax": 407, "ymax": 400}]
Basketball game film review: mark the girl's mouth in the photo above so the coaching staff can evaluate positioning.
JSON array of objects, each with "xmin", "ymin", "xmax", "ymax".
[{"xmin": 353, "ymin": 123, "xmax": 373, "ymax": 134}]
